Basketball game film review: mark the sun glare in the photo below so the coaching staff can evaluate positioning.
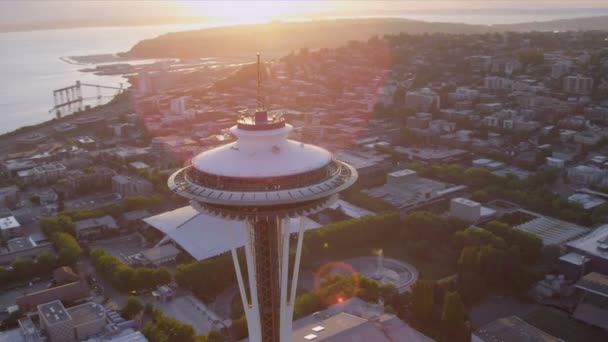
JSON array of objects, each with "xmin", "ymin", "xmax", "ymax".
[{"xmin": 179, "ymin": 1, "xmax": 329, "ymax": 24}]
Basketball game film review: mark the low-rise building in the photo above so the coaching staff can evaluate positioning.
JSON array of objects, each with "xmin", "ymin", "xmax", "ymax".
[
  {"xmin": 0, "ymin": 215, "xmax": 22, "ymax": 239},
  {"xmin": 563, "ymin": 75, "xmax": 594, "ymax": 95},
  {"xmin": 472, "ymin": 316, "xmax": 560, "ymax": 342},
  {"xmin": 0, "ymin": 185, "xmax": 19, "ymax": 208},
  {"xmin": 17, "ymin": 280, "xmax": 90, "ymax": 311},
  {"xmin": 568, "ymin": 165, "xmax": 608, "ymax": 186},
  {"xmin": 546, "ymin": 157, "xmax": 565, "ymax": 168},
  {"xmin": 32, "ymin": 163, "xmax": 67, "ymax": 185},
  {"xmin": 74, "ymin": 215, "xmax": 119, "ymax": 240},
  {"xmin": 574, "ymin": 131, "xmax": 603, "ymax": 146},
  {"xmin": 38, "ymin": 300, "xmax": 106, "ymax": 342},
  {"xmin": 112, "ymin": 175, "xmax": 154, "ymax": 197},
  {"xmin": 567, "ymin": 224, "xmax": 608, "ymax": 275},
  {"xmin": 450, "ymin": 197, "xmax": 481, "ymax": 222},
  {"xmin": 573, "ymin": 272, "xmax": 608, "ymax": 331}
]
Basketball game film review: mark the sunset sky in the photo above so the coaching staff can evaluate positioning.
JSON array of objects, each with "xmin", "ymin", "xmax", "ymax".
[{"xmin": 1, "ymin": 0, "xmax": 608, "ymax": 30}]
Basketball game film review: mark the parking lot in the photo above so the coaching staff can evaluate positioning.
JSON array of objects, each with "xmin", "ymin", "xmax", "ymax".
[
  {"xmin": 88, "ymin": 233, "xmax": 148, "ymax": 263},
  {"xmin": 157, "ymin": 295, "xmax": 224, "ymax": 334},
  {"xmin": 65, "ymin": 192, "xmax": 122, "ymax": 210}
]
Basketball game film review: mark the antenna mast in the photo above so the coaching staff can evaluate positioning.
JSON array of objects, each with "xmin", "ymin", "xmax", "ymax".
[{"xmin": 257, "ymin": 53, "xmax": 264, "ymax": 111}]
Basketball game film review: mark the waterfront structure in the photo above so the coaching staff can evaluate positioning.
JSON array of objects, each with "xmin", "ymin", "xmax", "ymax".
[{"xmin": 168, "ymin": 56, "xmax": 358, "ymax": 342}]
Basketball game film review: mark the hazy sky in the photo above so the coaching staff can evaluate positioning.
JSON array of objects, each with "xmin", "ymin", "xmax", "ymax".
[{"xmin": 1, "ymin": 1, "xmax": 607, "ymax": 29}]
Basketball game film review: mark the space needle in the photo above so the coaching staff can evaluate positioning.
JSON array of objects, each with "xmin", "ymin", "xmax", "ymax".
[{"xmin": 168, "ymin": 55, "xmax": 358, "ymax": 342}]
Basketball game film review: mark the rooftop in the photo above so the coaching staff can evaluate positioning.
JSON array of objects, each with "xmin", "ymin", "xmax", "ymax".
[
  {"xmin": 66, "ymin": 302, "xmax": 105, "ymax": 326},
  {"xmin": 145, "ymin": 206, "xmax": 321, "ymax": 261},
  {"xmin": 452, "ymin": 197, "xmax": 481, "ymax": 207},
  {"xmin": 394, "ymin": 147, "xmax": 467, "ymax": 161},
  {"xmin": 388, "ymin": 169, "xmax": 417, "ymax": 178},
  {"xmin": 474, "ymin": 316, "xmax": 560, "ymax": 342},
  {"xmin": 575, "ymin": 272, "xmax": 608, "ymax": 297},
  {"xmin": 0, "ymin": 216, "xmax": 20, "ymax": 230},
  {"xmin": 38, "ymin": 300, "xmax": 71, "ymax": 325},
  {"xmin": 74, "ymin": 215, "xmax": 118, "ymax": 231},
  {"xmin": 6, "ymin": 236, "xmax": 36, "ymax": 251},
  {"xmin": 567, "ymin": 224, "xmax": 608, "ymax": 260},
  {"xmin": 559, "ymin": 252, "xmax": 588, "ymax": 266},
  {"xmin": 514, "ymin": 214, "xmax": 589, "ymax": 246},
  {"xmin": 140, "ymin": 244, "xmax": 180, "ymax": 263},
  {"xmin": 568, "ymin": 193, "xmax": 606, "ymax": 210}
]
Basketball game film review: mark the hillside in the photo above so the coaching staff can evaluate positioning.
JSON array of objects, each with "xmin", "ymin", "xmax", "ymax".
[
  {"xmin": 497, "ymin": 15, "xmax": 608, "ymax": 32},
  {"xmin": 127, "ymin": 18, "xmax": 491, "ymax": 58},
  {"xmin": 128, "ymin": 16, "xmax": 608, "ymax": 59}
]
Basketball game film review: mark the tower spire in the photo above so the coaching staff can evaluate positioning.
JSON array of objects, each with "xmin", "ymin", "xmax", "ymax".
[{"xmin": 257, "ymin": 53, "xmax": 264, "ymax": 112}]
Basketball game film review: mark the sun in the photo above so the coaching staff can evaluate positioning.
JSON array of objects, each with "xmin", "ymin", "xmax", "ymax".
[{"xmin": 178, "ymin": 1, "xmax": 329, "ymax": 25}]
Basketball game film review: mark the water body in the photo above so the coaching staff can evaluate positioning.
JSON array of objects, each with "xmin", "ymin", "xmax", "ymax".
[
  {"xmin": 1, "ymin": 10, "xmax": 607, "ymax": 134},
  {"xmin": 0, "ymin": 23, "xmax": 212, "ymax": 134}
]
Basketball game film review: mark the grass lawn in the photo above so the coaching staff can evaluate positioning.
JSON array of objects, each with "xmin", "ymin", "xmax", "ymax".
[
  {"xmin": 302, "ymin": 239, "xmax": 457, "ymax": 281},
  {"xmin": 524, "ymin": 307, "xmax": 608, "ymax": 342}
]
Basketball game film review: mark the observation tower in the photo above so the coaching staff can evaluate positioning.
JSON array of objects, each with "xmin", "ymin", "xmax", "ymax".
[{"xmin": 168, "ymin": 55, "xmax": 358, "ymax": 342}]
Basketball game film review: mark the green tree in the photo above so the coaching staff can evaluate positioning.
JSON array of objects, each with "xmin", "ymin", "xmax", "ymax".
[
  {"xmin": 122, "ymin": 296, "xmax": 143, "ymax": 320},
  {"xmin": 11, "ymin": 258, "xmax": 36, "ymax": 281},
  {"xmin": 440, "ymin": 291, "xmax": 470, "ymax": 342},
  {"xmin": 410, "ymin": 280, "xmax": 435, "ymax": 322},
  {"xmin": 37, "ymin": 251, "xmax": 57, "ymax": 274},
  {"xmin": 54, "ymin": 232, "xmax": 82, "ymax": 265}
]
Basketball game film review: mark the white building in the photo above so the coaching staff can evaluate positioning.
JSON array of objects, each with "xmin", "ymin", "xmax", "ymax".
[
  {"xmin": 450, "ymin": 197, "xmax": 481, "ymax": 222},
  {"xmin": 0, "ymin": 216, "xmax": 22, "ymax": 239},
  {"xmin": 546, "ymin": 157, "xmax": 565, "ymax": 169},
  {"xmin": 568, "ymin": 165, "xmax": 608, "ymax": 186},
  {"xmin": 563, "ymin": 75, "xmax": 594, "ymax": 95}
]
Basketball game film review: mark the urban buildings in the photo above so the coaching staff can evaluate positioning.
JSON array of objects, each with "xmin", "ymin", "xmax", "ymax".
[
  {"xmin": 450, "ymin": 197, "xmax": 481, "ymax": 222},
  {"xmin": 38, "ymin": 300, "xmax": 105, "ymax": 342},
  {"xmin": 0, "ymin": 215, "xmax": 22, "ymax": 239},
  {"xmin": 563, "ymin": 75, "xmax": 594, "ymax": 95},
  {"xmin": 111, "ymin": 175, "xmax": 154, "ymax": 197}
]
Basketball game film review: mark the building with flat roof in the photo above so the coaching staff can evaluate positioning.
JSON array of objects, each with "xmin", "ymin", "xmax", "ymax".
[
  {"xmin": 67, "ymin": 302, "xmax": 106, "ymax": 340},
  {"xmin": 365, "ymin": 172, "xmax": 466, "ymax": 211},
  {"xmin": 243, "ymin": 298, "xmax": 434, "ymax": 342},
  {"xmin": 74, "ymin": 215, "xmax": 119, "ymax": 240},
  {"xmin": 567, "ymin": 224, "xmax": 608, "ymax": 275},
  {"xmin": 573, "ymin": 272, "xmax": 608, "ymax": 331},
  {"xmin": 394, "ymin": 147, "xmax": 468, "ymax": 163},
  {"xmin": 0, "ymin": 215, "xmax": 22, "ymax": 239},
  {"xmin": 514, "ymin": 214, "xmax": 590, "ymax": 246},
  {"xmin": 450, "ymin": 197, "xmax": 481, "ymax": 222},
  {"xmin": 17, "ymin": 280, "xmax": 90, "ymax": 310},
  {"xmin": 32, "ymin": 163, "xmax": 67, "ymax": 185},
  {"xmin": 472, "ymin": 315, "xmax": 560, "ymax": 342},
  {"xmin": 111, "ymin": 175, "xmax": 154, "ymax": 198},
  {"xmin": 38, "ymin": 300, "xmax": 74, "ymax": 342},
  {"xmin": 37, "ymin": 300, "xmax": 105, "ymax": 342},
  {"xmin": 568, "ymin": 193, "xmax": 605, "ymax": 210},
  {"xmin": 135, "ymin": 244, "xmax": 180, "ymax": 266}
]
